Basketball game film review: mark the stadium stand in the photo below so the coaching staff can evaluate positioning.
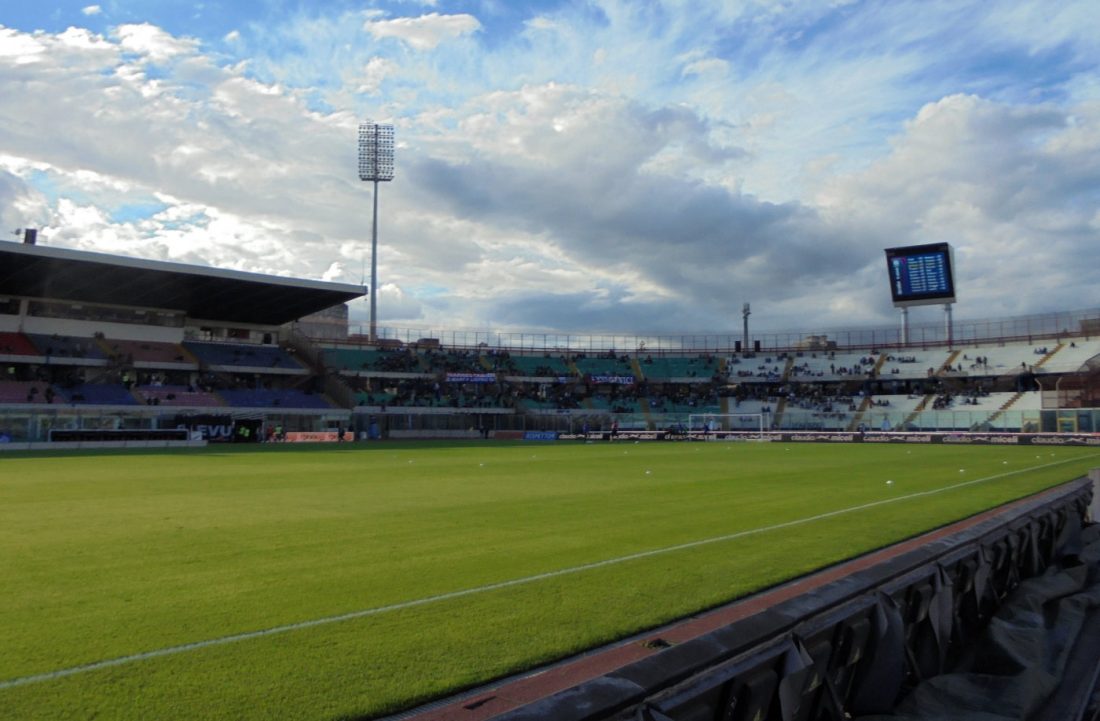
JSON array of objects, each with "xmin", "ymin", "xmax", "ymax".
[
  {"xmin": 25, "ymin": 333, "xmax": 108, "ymax": 360},
  {"xmin": 637, "ymin": 353, "xmax": 720, "ymax": 381},
  {"xmin": 573, "ymin": 353, "xmax": 636, "ymax": 378},
  {"xmin": 1, "ymin": 240, "xmax": 1098, "ymax": 442},
  {"xmin": 132, "ymin": 385, "xmax": 224, "ymax": 407},
  {"xmin": 0, "ymin": 380, "xmax": 58, "ymax": 404},
  {"xmin": 100, "ymin": 338, "xmax": 194, "ymax": 366},
  {"xmin": 322, "ymin": 347, "xmax": 381, "ymax": 373},
  {"xmin": 216, "ymin": 388, "xmax": 333, "ymax": 409},
  {"xmin": 183, "ymin": 341, "xmax": 305, "ymax": 371},
  {"xmin": 62, "ymin": 383, "xmax": 138, "ymax": 405},
  {"xmin": 0, "ymin": 331, "xmax": 39, "ymax": 357},
  {"xmin": 502, "ymin": 354, "xmax": 573, "ymax": 377}
]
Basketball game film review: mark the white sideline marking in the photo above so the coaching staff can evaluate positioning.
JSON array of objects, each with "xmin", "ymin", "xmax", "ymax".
[{"xmin": 1, "ymin": 454, "xmax": 1094, "ymax": 691}]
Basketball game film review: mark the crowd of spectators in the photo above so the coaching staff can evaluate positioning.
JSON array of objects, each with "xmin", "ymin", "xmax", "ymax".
[{"xmin": 1, "ymin": 329, "xmax": 1070, "ymax": 420}]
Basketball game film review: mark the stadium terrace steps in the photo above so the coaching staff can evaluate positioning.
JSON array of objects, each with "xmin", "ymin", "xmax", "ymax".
[
  {"xmin": 1035, "ymin": 342, "xmax": 1064, "ymax": 369},
  {"xmin": 573, "ymin": 355, "xmax": 635, "ymax": 378},
  {"xmin": 98, "ymin": 339, "xmax": 195, "ymax": 366},
  {"xmin": 1038, "ymin": 339, "xmax": 1100, "ymax": 373},
  {"xmin": 0, "ymin": 332, "xmax": 40, "ymax": 357},
  {"xmin": 133, "ymin": 385, "xmax": 224, "ymax": 407},
  {"xmin": 963, "ymin": 341, "xmax": 1057, "ymax": 377},
  {"xmin": 772, "ymin": 395, "xmax": 788, "ymax": 428},
  {"xmin": 937, "ymin": 349, "xmax": 962, "ymax": 375},
  {"xmin": 320, "ymin": 347, "xmax": 372, "ymax": 371},
  {"xmin": 24, "ymin": 333, "xmax": 108, "ymax": 361},
  {"xmin": 903, "ymin": 393, "xmax": 936, "ymax": 428},
  {"xmin": 635, "ymin": 355, "xmax": 719, "ymax": 381},
  {"xmin": 510, "ymin": 354, "xmax": 573, "ymax": 377},
  {"xmin": 846, "ymin": 395, "xmax": 874, "ymax": 431},
  {"xmin": 64, "ymin": 383, "xmax": 141, "ymax": 405},
  {"xmin": 878, "ymin": 349, "xmax": 950, "ymax": 378},
  {"xmin": 216, "ymin": 388, "xmax": 335, "ymax": 409},
  {"xmin": 0, "ymin": 380, "xmax": 59, "ymax": 404},
  {"xmin": 182, "ymin": 341, "xmax": 306, "ymax": 372},
  {"xmin": 4, "ymin": 329, "xmax": 1095, "ymax": 428},
  {"xmin": 784, "ymin": 351, "xmax": 879, "ymax": 381},
  {"xmin": 971, "ymin": 391, "xmax": 1024, "ymax": 430}
]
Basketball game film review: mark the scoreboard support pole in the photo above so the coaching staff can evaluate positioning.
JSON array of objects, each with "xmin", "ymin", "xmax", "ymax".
[
  {"xmin": 900, "ymin": 306, "xmax": 910, "ymax": 346},
  {"xmin": 944, "ymin": 303, "xmax": 954, "ymax": 347}
]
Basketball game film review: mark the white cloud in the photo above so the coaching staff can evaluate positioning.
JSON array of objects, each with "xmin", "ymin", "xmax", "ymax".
[
  {"xmin": 815, "ymin": 94, "xmax": 1099, "ymax": 318},
  {"xmin": 114, "ymin": 23, "xmax": 199, "ymax": 62},
  {"xmin": 356, "ymin": 56, "xmax": 398, "ymax": 95},
  {"xmin": 363, "ymin": 13, "xmax": 480, "ymax": 51},
  {"xmin": 525, "ymin": 17, "xmax": 560, "ymax": 32},
  {"xmin": 682, "ymin": 57, "xmax": 729, "ymax": 77},
  {"xmin": 1, "ymin": 2, "xmax": 1098, "ymax": 335},
  {"xmin": 82, "ymin": 5, "xmax": 102, "ymax": 16},
  {"xmin": 0, "ymin": 27, "xmax": 47, "ymax": 64}
]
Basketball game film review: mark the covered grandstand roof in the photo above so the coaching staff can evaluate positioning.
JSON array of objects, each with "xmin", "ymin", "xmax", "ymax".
[{"xmin": 0, "ymin": 240, "xmax": 365, "ymax": 326}]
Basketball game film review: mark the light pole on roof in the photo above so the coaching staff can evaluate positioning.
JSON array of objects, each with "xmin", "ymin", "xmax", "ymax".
[{"xmin": 358, "ymin": 121, "xmax": 395, "ymax": 343}]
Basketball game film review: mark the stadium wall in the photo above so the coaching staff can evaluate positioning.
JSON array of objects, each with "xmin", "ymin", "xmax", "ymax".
[{"xmin": 0, "ymin": 313, "xmax": 184, "ymax": 343}]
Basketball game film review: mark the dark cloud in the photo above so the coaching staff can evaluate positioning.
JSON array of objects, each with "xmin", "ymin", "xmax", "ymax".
[{"xmin": 405, "ymin": 146, "xmax": 874, "ymax": 326}]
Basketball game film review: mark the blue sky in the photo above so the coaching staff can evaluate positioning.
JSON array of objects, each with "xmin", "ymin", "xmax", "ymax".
[{"xmin": 1, "ymin": 1, "xmax": 1097, "ymax": 335}]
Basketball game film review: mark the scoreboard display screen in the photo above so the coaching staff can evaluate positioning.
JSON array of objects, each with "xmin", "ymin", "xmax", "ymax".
[{"xmin": 884, "ymin": 242, "xmax": 956, "ymax": 306}]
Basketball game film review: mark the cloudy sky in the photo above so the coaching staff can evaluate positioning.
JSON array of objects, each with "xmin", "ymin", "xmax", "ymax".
[{"xmin": 1, "ymin": 1, "xmax": 1097, "ymax": 336}]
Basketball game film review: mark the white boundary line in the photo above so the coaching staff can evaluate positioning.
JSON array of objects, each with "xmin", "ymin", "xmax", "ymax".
[{"xmin": 2, "ymin": 453, "xmax": 1094, "ymax": 691}]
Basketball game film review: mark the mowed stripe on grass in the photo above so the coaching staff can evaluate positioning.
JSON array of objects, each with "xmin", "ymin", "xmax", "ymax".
[{"xmin": 0, "ymin": 442, "xmax": 1095, "ymax": 720}]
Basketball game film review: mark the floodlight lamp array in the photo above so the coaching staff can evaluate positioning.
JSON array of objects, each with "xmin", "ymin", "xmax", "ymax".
[{"xmin": 358, "ymin": 122, "xmax": 395, "ymax": 182}]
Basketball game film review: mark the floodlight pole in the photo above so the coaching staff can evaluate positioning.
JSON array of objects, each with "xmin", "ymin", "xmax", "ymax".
[
  {"xmin": 358, "ymin": 121, "xmax": 395, "ymax": 344},
  {"xmin": 369, "ymin": 178, "xmax": 380, "ymax": 342},
  {"xmin": 742, "ymin": 302, "xmax": 751, "ymax": 352}
]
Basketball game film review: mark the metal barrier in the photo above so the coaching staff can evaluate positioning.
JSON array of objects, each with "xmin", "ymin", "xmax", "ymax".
[{"xmin": 349, "ymin": 306, "xmax": 1100, "ymax": 354}]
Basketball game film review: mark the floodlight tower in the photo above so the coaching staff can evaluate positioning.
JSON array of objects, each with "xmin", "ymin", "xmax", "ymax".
[
  {"xmin": 742, "ymin": 302, "xmax": 751, "ymax": 352},
  {"xmin": 358, "ymin": 121, "xmax": 395, "ymax": 343}
]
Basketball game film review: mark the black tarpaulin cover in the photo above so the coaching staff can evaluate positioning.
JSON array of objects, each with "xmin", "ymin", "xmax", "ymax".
[{"xmin": 856, "ymin": 524, "xmax": 1100, "ymax": 721}]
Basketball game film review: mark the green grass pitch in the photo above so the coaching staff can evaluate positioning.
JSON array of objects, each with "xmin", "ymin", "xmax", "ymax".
[{"xmin": 0, "ymin": 441, "xmax": 1097, "ymax": 720}]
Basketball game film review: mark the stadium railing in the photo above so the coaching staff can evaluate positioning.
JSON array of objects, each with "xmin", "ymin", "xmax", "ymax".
[{"xmin": 348, "ymin": 306, "xmax": 1100, "ymax": 354}]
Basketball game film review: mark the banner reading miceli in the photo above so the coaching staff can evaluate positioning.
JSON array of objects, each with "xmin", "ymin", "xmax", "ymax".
[{"xmin": 283, "ymin": 431, "xmax": 353, "ymax": 443}]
